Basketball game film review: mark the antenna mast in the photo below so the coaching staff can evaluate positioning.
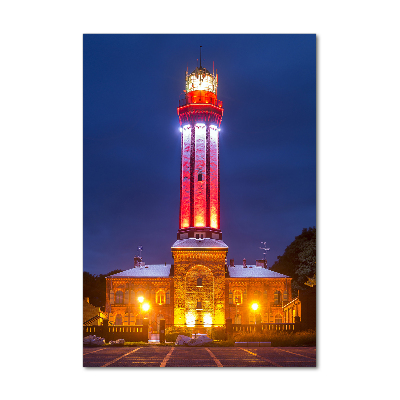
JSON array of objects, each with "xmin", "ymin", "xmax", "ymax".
[{"xmin": 260, "ymin": 242, "xmax": 270, "ymax": 267}]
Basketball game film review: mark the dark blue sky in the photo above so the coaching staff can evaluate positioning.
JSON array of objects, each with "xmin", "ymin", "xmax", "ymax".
[{"xmin": 83, "ymin": 34, "xmax": 316, "ymax": 275}]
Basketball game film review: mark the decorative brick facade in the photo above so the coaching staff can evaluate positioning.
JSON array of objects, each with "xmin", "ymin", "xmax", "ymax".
[{"xmin": 171, "ymin": 248, "xmax": 227, "ymax": 326}]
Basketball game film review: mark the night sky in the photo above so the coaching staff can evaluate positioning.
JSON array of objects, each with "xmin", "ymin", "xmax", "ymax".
[{"xmin": 83, "ymin": 34, "xmax": 316, "ymax": 275}]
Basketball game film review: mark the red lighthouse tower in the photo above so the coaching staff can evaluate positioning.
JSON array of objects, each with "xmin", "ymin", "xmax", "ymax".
[{"xmin": 176, "ymin": 58, "xmax": 224, "ymax": 241}]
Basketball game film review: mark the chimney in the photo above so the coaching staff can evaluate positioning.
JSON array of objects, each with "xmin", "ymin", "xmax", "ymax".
[
  {"xmin": 229, "ymin": 259, "xmax": 234, "ymax": 267},
  {"xmin": 243, "ymin": 258, "xmax": 247, "ymax": 268},
  {"xmin": 256, "ymin": 259, "xmax": 267, "ymax": 268},
  {"xmin": 134, "ymin": 256, "xmax": 142, "ymax": 267}
]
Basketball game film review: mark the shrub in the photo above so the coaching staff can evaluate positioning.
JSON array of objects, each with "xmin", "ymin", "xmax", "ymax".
[
  {"xmin": 209, "ymin": 326, "xmax": 227, "ymax": 341},
  {"xmin": 165, "ymin": 326, "xmax": 192, "ymax": 342},
  {"xmin": 234, "ymin": 329, "xmax": 316, "ymax": 347}
]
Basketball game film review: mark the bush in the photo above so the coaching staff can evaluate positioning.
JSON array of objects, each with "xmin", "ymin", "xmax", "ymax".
[
  {"xmin": 234, "ymin": 329, "xmax": 316, "ymax": 347},
  {"xmin": 209, "ymin": 326, "xmax": 227, "ymax": 341},
  {"xmin": 165, "ymin": 326, "xmax": 192, "ymax": 342}
]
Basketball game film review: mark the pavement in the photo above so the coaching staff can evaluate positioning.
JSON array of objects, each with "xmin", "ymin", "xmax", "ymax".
[{"xmin": 83, "ymin": 346, "xmax": 316, "ymax": 367}]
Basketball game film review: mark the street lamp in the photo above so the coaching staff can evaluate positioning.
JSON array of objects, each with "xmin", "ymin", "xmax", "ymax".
[
  {"xmin": 251, "ymin": 303, "xmax": 259, "ymax": 325},
  {"xmin": 138, "ymin": 296, "xmax": 145, "ymax": 324}
]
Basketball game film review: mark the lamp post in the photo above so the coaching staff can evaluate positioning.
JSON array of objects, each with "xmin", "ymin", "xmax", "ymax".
[
  {"xmin": 251, "ymin": 303, "xmax": 259, "ymax": 325},
  {"xmin": 138, "ymin": 296, "xmax": 144, "ymax": 324}
]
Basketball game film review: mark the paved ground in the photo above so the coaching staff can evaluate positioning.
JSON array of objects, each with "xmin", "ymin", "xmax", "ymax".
[{"xmin": 83, "ymin": 346, "xmax": 316, "ymax": 367}]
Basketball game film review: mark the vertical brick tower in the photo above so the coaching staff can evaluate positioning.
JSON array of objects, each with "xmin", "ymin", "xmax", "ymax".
[{"xmin": 172, "ymin": 56, "xmax": 228, "ymax": 327}]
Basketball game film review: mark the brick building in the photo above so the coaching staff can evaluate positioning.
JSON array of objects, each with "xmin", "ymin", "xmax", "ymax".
[
  {"xmin": 105, "ymin": 254, "xmax": 291, "ymax": 331},
  {"xmin": 105, "ymin": 60, "xmax": 292, "ymax": 330}
]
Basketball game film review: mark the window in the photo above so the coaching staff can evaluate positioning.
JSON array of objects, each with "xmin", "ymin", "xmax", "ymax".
[
  {"xmin": 156, "ymin": 290, "xmax": 166, "ymax": 305},
  {"xmin": 275, "ymin": 314, "xmax": 283, "ymax": 323},
  {"xmin": 283, "ymin": 290, "xmax": 288, "ymax": 302},
  {"xmin": 115, "ymin": 314, "xmax": 123, "ymax": 325},
  {"xmin": 196, "ymin": 277, "xmax": 203, "ymax": 287},
  {"xmin": 166, "ymin": 290, "xmax": 170, "ymax": 304},
  {"xmin": 274, "ymin": 291, "xmax": 282, "ymax": 305},
  {"xmin": 115, "ymin": 290, "xmax": 124, "ymax": 304},
  {"xmin": 110, "ymin": 290, "xmax": 114, "ymax": 304},
  {"xmin": 229, "ymin": 291, "xmax": 233, "ymax": 304},
  {"xmin": 198, "ymin": 173, "xmax": 202, "ymax": 181},
  {"xmin": 234, "ymin": 290, "xmax": 242, "ymax": 305},
  {"xmin": 196, "ymin": 301, "xmax": 202, "ymax": 310},
  {"xmin": 234, "ymin": 314, "xmax": 242, "ymax": 324}
]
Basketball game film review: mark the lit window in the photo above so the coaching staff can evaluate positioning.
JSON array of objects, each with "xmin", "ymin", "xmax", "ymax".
[
  {"xmin": 234, "ymin": 290, "xmax": 242, "ymax": 305},
  {"xmin": 156, "ymin": 290, "xmax": 166, "ymax": 305}
]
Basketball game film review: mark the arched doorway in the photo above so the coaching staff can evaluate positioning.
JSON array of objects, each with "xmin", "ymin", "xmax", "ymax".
[{"xmin": 185, "ymin": 265, "xmax": 214, "ymax": 326}]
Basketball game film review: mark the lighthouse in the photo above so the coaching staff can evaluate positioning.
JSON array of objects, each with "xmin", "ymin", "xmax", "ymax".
[
  {"xmin": 176, "ymin": 58, "xmax": 224, "ymax": 240},
  {"xmin": 171, "ymin": 55, "xmax": 228, "ymax": 326}
]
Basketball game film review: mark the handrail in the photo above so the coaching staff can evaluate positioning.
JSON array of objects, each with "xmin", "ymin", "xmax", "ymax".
[{"xmin": 178, "ymin": 98, "xmax": 223, "ymax": 108}]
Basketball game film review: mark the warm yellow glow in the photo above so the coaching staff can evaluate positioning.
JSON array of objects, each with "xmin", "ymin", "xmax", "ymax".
[
  {"xmin": 138, "ymin": 296, "xmax": 144, "ymax": 303},
  {"xmin": 186, "ymin": 312, "xmax": 195, "ymax": 327},
  {"xmin": 142, "ymin": 303, "xmax": 150, "ymax": 312},
  {"xmin": 203, "ymin": 314, "xmax": 212, "ymax": 327},
  {"xmin": 187, "ymin": 73, "xmax": 216, "ymax": 94},
  {"xmin": 251, "ymin": 303, "xmax": 259, "ymax": 311}
]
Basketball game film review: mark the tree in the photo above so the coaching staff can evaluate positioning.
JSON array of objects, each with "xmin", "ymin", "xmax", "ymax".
[
  {"xmin": 83, "ymin": 269, "xmax": 122, "ymax": 308},
  {"xmin": 271, "ymin": 227, "xmax": 316, "ymax": 294}
]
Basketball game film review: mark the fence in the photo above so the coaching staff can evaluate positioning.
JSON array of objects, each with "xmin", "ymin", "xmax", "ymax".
[
  {"xmin": 83, "ymin": 321, "xmax": 148, "ymax": 343},
  {"xmin": 232, "ymin": 323, "xmax": 296, "ymax": 333},
  {"xmin": 178, "ymin": 97, "xmax": 223, "ymax": 107}
]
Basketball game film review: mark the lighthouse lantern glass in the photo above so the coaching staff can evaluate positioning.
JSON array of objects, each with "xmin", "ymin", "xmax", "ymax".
[{"xmin": 186, "ymin": 71, "xmax": 217, "ymax": 94}]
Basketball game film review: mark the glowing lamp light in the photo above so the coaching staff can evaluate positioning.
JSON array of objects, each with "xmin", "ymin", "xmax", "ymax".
[
  {"xmin": 138, "ymin": 296, "xmax": 144, "ymax": 304},
  {"xmin": 186, "ymin": 313, "xmax": 195, "ymax": 327},
  {"xmin": 251, "ymin": 303, "xmax": 259, "ymax": 311},
  {"xmin": 203, "ymin": 314, "xmax": 212, "ymax": 327},
  {"xmin": 142, "ymin": 303, "xmax": 150, "ymax": 312}
]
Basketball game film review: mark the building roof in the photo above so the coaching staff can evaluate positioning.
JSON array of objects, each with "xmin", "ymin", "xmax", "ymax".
[
  {"xmin": 108, "ymin": 265, "xmax": 172, "ymax": 278},
  {"xmin": 227, "ymin": 265, "xmax": 289, "ymax": 278},
  {"xmin": 171, "ymin": 238, "xmax": 228, "ymax": 249}
]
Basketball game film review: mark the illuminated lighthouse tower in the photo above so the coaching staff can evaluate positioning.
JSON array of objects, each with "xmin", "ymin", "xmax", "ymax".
[
  {"xmin": 176, "ymin": 60, "xmax": 224, "ymax": 240},
  {"xmin": 172, "ymin": 56, "xmax": 228, "ymax": 326}
]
